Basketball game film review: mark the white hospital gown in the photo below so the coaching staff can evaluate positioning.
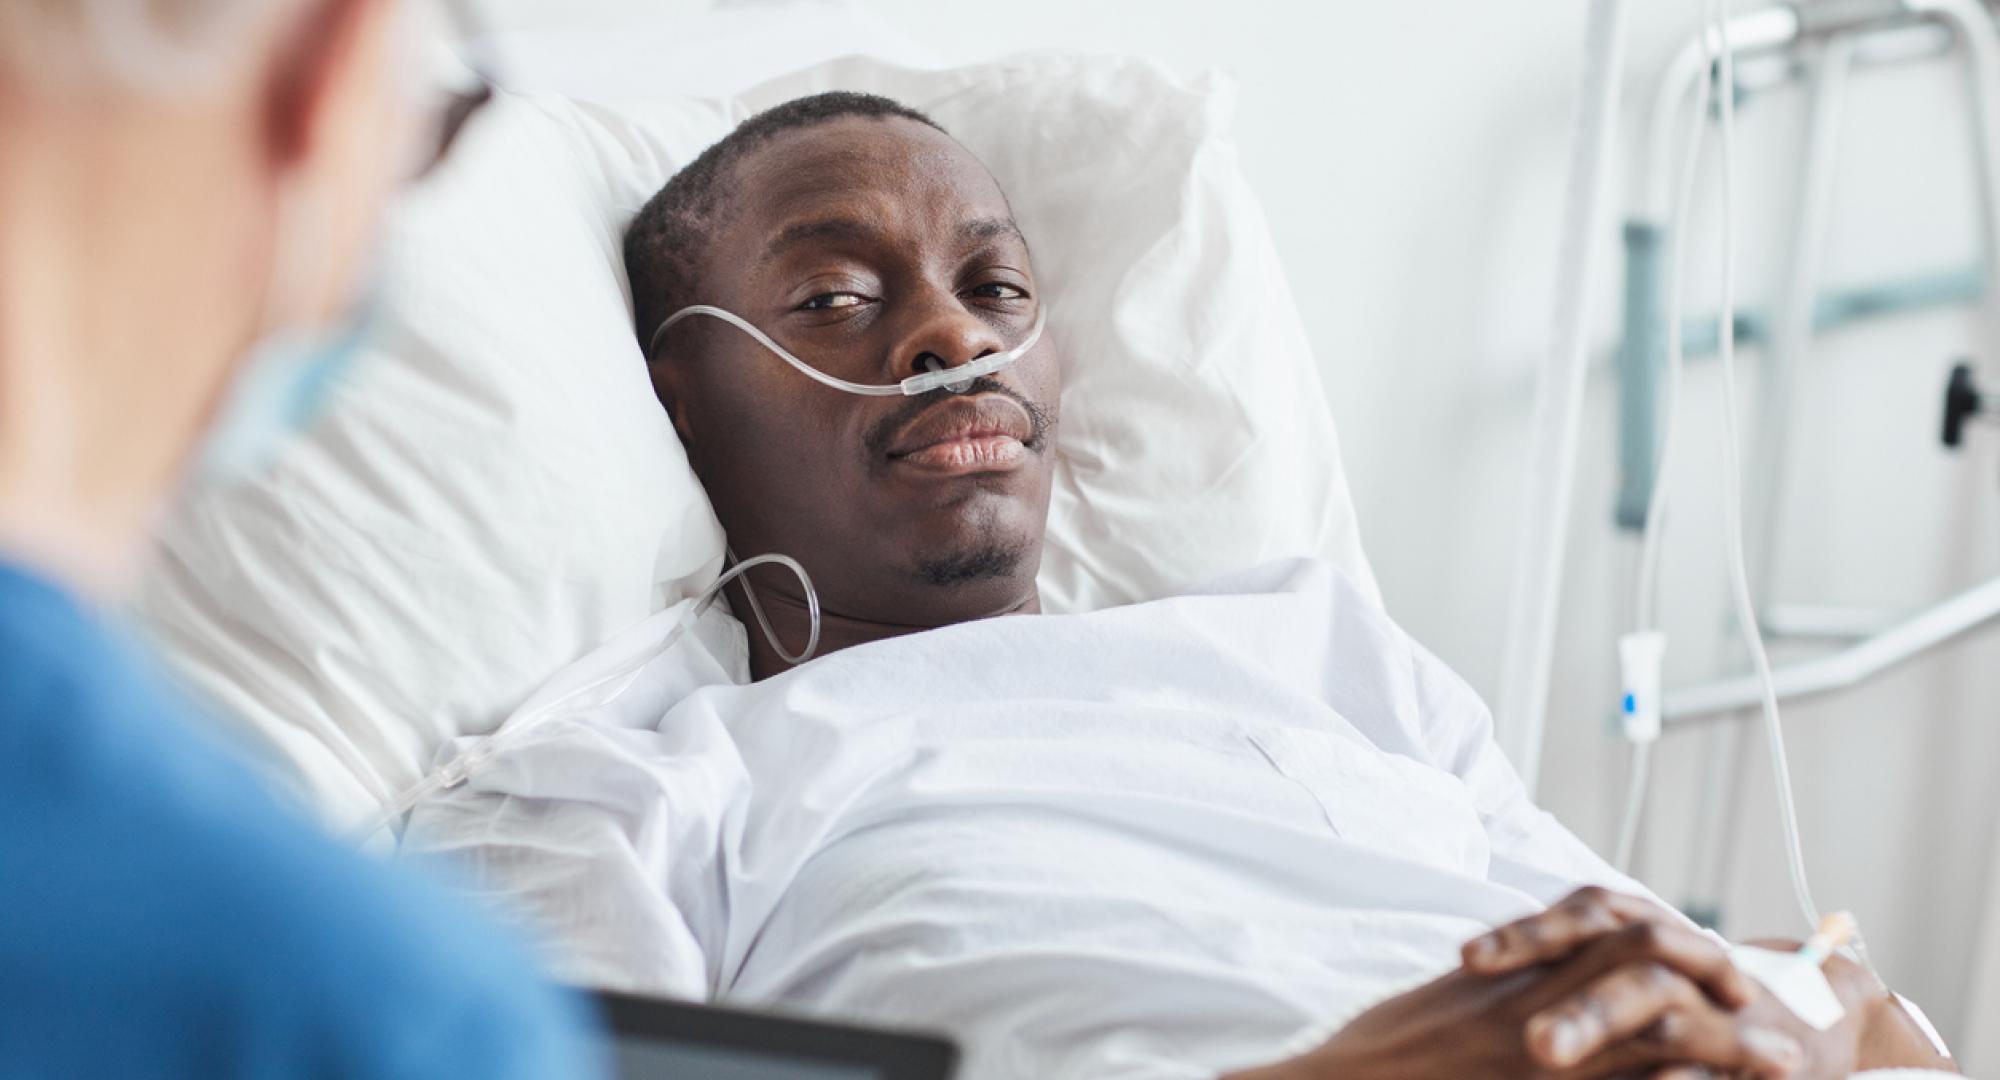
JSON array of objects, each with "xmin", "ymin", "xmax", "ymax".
[{"xmin": 405, "ymin": 559, "xmax": 1646, "ymax": 1079}]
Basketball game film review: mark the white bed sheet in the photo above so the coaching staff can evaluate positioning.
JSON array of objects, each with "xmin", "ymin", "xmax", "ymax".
[{"xmin": 406, "ymin": 559, "xmax": 1642, "ymax": 1080}]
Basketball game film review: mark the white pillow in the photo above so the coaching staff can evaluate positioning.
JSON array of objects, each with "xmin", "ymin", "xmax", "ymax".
[
  {"xmin": 467, "ymin": 0, "xmax": 942, "ymax": 102},
  {"xmin": 136, "ymin": 55, "xmax": 1376, "ymax": 833},
  {"xmin": 136, "ymin": 95, "xmax": 734, "ymax": 828}
]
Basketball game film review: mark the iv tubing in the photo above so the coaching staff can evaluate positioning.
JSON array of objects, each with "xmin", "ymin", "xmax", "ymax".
[
  {"xmin": 1613, "ymin": 26, "xmax": 1717, "ymax": 875},
  {"xmin": 1712, "ymin": 0, "xmax": 1829, "ymax": 937}
]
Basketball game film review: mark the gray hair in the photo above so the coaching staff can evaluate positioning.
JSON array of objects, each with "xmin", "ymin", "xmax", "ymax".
[{"xmin": 0, "ymin": 0, "xmax": 303, "ymax": 94}]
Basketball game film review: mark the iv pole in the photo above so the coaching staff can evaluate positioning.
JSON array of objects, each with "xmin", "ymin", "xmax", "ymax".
[
  {"xmin": 1494, "ymin": 0, "xmax": 1631, "ymax": 795},
  {"xmin": 1656, "ymin": 0, "xmax": 2000, "ymax": 726}
]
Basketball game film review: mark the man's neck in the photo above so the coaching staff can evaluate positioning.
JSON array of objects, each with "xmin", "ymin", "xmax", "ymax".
[{"xmin": 728, "ymin": 568, "xmax": 1041, "ymax": 682}]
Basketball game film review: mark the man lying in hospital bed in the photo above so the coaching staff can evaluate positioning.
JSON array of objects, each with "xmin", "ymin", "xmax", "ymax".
[{"xmin": 400, "ymin": 91, "xmax": 1955, "ymax": 1079}]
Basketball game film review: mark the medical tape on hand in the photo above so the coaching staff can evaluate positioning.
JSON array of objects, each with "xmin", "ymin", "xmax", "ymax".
[{"xmin": 1728, "ymin": 945, "xmax": 1845, "ymax": 1032}]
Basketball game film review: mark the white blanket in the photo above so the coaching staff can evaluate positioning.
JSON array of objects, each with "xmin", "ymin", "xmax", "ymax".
[{"xmin": 406, "ymin": 559, "xmax": 1648, "ymax": 1079}]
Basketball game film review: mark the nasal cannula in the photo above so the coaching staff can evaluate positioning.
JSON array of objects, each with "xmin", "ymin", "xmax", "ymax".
[{"xmin": 651, "ymin": 305, "xmax": 1046, "ymax": 397}]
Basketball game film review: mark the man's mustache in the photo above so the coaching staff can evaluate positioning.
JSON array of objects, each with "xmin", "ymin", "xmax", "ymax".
[{"xmin": 863, "ymin": 376, "xmax": 1055, "ymax": 458}]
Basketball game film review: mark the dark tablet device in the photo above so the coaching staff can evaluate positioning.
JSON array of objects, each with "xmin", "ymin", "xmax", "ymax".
[{"xmin": 595, "ymin": 990, "xmax": 959, "ymax": 1080}]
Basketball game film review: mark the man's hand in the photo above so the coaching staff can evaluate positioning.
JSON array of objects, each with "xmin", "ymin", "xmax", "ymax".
[
  {"xmin": 1467, "ymin": 888, "xmax": 1759, "ymax": 1065},
  {"xmin": 1222, "ymin": 906, "xmax": 1806, "ymax": 1080},
  {"xmin": 1224, "ymin": 887, "xmax": 1956, "ymax": 1080},
  {"xmin": 1253, "ymin": 964, "xmax": 1802, "ymax": 1080},
  {"xmin": 1461, "ymin": 887, "xmax": 1953, "ymax": 1075}
]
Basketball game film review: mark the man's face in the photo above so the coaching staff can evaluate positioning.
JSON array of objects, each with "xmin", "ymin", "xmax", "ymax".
[{"xmin": 649, "ymin": 116, "xmax": 1060, "ymax": 628}]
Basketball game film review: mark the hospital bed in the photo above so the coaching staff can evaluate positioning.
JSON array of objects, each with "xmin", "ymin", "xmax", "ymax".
[{"xmin": 127, "ymin": 1, "xmax": 1977, "ymax": 1074}]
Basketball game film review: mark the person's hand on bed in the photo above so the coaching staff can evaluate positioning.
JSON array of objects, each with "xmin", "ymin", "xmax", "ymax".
[
  {"xmin": 1222, "ymin": 933, "xmax": 1809, "ymax": 1080},
  {"xmin": 1457, "ymin": 886, "xmax": 1955, "ymax": 1075},
  {"xmin": 1221, "ymin": 883, "xmax": 1846, "ymax": 1080}
]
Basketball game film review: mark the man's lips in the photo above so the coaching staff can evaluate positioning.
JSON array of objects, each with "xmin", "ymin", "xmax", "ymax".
[
  {"xmin": 896, "ymin": 434, "xmax": 1029, "ymax": 470},
  {"xmin": 885, "ymin": 395, "xmax": 1036, "ymax": 473}
]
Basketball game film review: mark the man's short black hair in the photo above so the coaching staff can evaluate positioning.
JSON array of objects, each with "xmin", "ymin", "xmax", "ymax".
[{"xmin": 624, "ymin": 91, "xmax": 947, "ymax": 356}]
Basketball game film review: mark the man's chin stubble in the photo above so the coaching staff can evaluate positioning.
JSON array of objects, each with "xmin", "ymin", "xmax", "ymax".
[{"xmin": 912, "ymin": 540, "xmax": 1028, "ymax": 588}]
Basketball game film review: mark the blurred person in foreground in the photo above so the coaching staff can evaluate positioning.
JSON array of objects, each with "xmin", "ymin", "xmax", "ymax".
[{"xmin": 0, "ymin": 1, "xmax": 604, "ymax": 1076}]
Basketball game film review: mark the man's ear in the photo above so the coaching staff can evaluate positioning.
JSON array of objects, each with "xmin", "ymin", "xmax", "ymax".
[
  {"xmin": 648, "ymin": 357, "xmax": 697, "ymax": 447},
  {"xmin": 261, "ymin": 0, "xmax": 391, "ymax": 171}
]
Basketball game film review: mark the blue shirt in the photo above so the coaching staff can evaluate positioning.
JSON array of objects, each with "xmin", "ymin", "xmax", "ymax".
[{"xmin": 0, "ymin": 562, "xmax": 607, "ymax": 1079}]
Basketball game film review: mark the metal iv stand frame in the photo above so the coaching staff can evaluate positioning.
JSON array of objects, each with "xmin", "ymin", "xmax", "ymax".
[
  {"xmin": 1602, "ymin": 0, "xmax": 2000, "ymax": 915},
  {"xmin": 1498, "ymin": 0, "xmax": 2000, "ymax": 798}
]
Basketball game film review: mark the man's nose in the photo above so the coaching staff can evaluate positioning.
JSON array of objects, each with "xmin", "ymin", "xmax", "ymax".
[{"xmin": 890, "ymin": 294, "xmax": 1008, "ymax": 380}]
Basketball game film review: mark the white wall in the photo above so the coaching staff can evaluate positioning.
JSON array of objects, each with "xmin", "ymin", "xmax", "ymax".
[{"xmin": 478, "ymin": 0, "xmax": 2000, "ymax": 1056}]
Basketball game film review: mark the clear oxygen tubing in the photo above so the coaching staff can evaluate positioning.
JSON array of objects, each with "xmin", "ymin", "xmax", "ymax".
[
  {"xmin": 724, "ymin": 545, "xmax": 818, "ymax": 667},
  {"xmin": 650, "ymin": 305, "xmax": 1047, "ymax": 398},
  {"xmin": 1613, "ymin": 26, "xmax": 1717, "ymax": 875},
  {"xmin": 350, "ymin": 553, "xmax": 821, "ymax": 848}
]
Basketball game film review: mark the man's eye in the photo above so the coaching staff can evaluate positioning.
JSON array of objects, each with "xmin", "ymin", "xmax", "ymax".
[
  {"xmin": 800, "ymin": 293, "xmax": 867, "ymax": 311},
  {"xmin": 968, "ymin": 282, "xmax": 1029, "ymax": 300}
]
